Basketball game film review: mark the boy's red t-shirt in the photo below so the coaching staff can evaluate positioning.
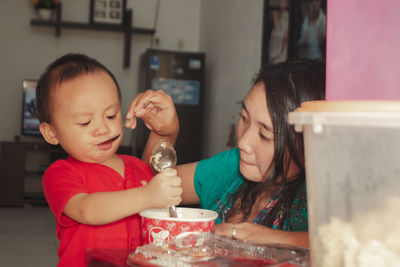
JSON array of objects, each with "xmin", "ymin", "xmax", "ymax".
[{"xmin": 43, "ymin": 154, "xmax": 153, "ymax": 267}]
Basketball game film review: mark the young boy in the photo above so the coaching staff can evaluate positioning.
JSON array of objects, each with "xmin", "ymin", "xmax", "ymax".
[{"xmin": 36, "ymin": 53, "xmax": 182, "ymax": 267}]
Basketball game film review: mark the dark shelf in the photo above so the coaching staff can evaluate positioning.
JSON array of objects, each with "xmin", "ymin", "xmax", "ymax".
[
  {"xmin": 24, "ymin": 193, "xmax": 48, "ymax": 206},
  {"xmin": 30, "ymin": 19, "xmax": 155, "ymax": 35},
  {"xmin": 30, "ymin": 3, "xmax": 155, "ymax": 68},
  {"xmin": 0, "ymin": 140, "xmax": 135, "ymax": 206},
  {"xmin": 24, "ymin": 141, "xmax": 63, "ymax": 153},
  {"xmin": 25, "ymin": 171, "xmax": 44, "ymax": 176}
]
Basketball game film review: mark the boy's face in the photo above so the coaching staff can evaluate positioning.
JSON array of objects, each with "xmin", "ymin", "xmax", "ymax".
[{"xmin": 41, "ymin": 71, "xmax": 123, "ymax": 164}]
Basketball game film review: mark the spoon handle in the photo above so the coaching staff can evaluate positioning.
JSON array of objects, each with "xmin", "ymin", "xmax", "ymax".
[{"xmin": 169, "ymin": 205, "xmax": 178, "ymax": 218}]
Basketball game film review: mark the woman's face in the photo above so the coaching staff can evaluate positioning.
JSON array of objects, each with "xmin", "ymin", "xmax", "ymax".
[{"xmin": 237, "ymin": 82, "xmax": 274, "ymax": 182}]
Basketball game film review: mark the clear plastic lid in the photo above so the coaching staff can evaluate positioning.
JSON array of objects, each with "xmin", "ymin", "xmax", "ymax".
[
  {"xmin": 288, "ymin": 100, "xmax": 400, "ymax": 133},
  {"xmin": 294, "ymin": 100, "xmax": 400, "ymax": 112}
]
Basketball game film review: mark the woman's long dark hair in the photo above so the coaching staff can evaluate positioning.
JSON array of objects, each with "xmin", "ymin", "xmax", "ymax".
[{"xmin": 224, "ymin": 58, "xmax": 325, "ymax": 229}]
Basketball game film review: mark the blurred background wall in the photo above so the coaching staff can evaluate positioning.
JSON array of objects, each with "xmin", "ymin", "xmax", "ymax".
[{"xmin": 0, "ymin": 0, "xmax": 263, "ymax": 157}]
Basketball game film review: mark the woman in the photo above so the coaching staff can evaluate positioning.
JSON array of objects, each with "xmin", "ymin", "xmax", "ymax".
[{"xmin": 126, "ymin": 59, "xmax": 325, "ymax": 247}]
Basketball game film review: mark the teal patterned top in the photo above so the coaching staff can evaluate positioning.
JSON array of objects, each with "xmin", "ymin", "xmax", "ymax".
[{"xmin": 194, "ymin": 148, "xmax": 308, "ymax": 231}]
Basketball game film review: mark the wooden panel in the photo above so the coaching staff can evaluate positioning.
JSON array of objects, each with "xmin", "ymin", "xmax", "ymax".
[
  {"xmin": 0, "ymin": 142, "xmax": 25, "ymax": 206},
  {"xmin": 0, "ymin": 141, "xmax": 134, "ymax": 206}
]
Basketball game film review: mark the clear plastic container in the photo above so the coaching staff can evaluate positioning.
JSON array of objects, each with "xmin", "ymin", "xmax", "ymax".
[
  {"xmin": 289, "ymin": 101, "xmax": 400, "ymax": 267},
  {"xmin": 128, "ymin": 232, "xmax": 309, "ymax": 266}
]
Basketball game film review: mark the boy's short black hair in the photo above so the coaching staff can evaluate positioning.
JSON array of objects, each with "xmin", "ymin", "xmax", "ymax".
[{"xmin": 36, "ymin": 53, "xmax": 121, "ymax": 123}]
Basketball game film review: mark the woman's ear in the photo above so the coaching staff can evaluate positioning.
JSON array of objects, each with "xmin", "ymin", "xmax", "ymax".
[{"xmin": 39, "ymin": 122, "xmax": 59, "ymax": 145}]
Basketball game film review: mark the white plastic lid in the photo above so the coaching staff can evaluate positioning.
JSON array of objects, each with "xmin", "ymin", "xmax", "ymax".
[
  {"xmin": 288, "ymin": 100, "xmax": 400, "ymax": 133},
  {"xmin": 140, "ymin": 208, "xmax": 218, "ymax": 222},
  {"xmin": 293, "ymin": 100, "xmax": 400, "ymax": 112}
]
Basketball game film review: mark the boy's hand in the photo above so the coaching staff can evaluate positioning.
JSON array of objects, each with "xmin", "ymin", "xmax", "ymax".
[
  {"xmin": 142, "ymin": 168, "xmax": 182, "ymax": 208},
  {"xmin": 125, "ymin": 90, "xmax": 179, "ymax": 139}
]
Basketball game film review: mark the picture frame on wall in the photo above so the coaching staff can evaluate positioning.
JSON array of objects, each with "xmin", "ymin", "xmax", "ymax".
[
  {"xmin": 293, "ymin": 0, "xmax": 327, "ymax": 61},
  {"xmin": 261, "ymin": 0, "xmax": 293, "ymax": 66},
  {"xmin": 89, "ymin": 0, "xmax": 127, "ymax": 25},
  {"xmin": 261, "ymin": 0, "xmax": 327, "ymax": 66}
]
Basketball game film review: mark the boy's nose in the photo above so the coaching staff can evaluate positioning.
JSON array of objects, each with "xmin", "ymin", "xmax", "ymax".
[{"xmin": 94, "ymin": 123, "xmax": 111, "ymax": 137}]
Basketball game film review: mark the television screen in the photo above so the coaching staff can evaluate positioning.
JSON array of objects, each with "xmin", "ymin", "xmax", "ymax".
[{"xmin": 21, "ymin": 79, "xmax": 41, "ymax": 136}]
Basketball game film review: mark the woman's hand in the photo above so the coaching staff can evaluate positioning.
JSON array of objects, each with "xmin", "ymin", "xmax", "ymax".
[
  {"xmin": 126, "ymin": 90, "xmax": 179, "ymax": 166},
  {"xmin": 125, "ymin": 89, "xmax": 179, "ymax": 139},
  {"xmin": 214, "ymin": 222, "xmax": 309, "ymax": 248},
  {"xmin": 214, "ymin": 222, "xmax": 270, "ymax": 241}
]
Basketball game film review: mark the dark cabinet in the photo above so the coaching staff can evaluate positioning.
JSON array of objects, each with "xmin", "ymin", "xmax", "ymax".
[
  {"xmin": 0, "ymin": 141, "xmax": 133, "ymax": 206},
  {"xmin": 136, "ymin": 49, "xmax": 205, "ymax": 164},
  {"xmin": 0, "ymin": 142, "xmax": 26, "ymax": 206}
]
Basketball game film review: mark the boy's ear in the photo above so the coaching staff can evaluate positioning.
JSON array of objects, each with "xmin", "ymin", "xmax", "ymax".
[{"xmin": 39, "ymin": 122, "xmax": 59, "ymax": 145}]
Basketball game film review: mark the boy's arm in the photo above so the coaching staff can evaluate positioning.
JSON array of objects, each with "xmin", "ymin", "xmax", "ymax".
[{"xmin": 63, "ymin": 168, "xmax": 182, "ymax": 225}]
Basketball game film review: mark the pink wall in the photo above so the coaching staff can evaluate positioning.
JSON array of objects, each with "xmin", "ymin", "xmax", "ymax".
[{"xmin": 326, "ymin": 0, "xmax": 400, "ymax": 100}]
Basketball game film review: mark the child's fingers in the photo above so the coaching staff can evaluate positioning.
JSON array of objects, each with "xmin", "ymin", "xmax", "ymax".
[
  {"xmin": 158, "ymin": 168, "xmax": 177, "ymax": 177},
  {"xmin": 171, "ymin": 196, "xmax": 182, "ymax": 206},
  {"xmin": 169, "ymin": 176, "xmax": 182, "ymax": 187},
  {"xmin": 173, "ymin": 186, "xmax": 183, "ymax": 197}
]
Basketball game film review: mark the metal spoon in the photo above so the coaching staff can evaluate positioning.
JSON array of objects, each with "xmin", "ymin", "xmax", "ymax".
[
  {"xmin": 150, "ymin": 140, "xmax": 178, "ymax": 218},
  {"xmin": 142, "ymin": 96, "xmax": 155, "ymax": 109}
]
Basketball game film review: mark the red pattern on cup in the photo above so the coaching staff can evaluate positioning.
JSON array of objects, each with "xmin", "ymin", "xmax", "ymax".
[{"xmin": 142, "ymin": 217, "xmax": 216, "ymax": 244}]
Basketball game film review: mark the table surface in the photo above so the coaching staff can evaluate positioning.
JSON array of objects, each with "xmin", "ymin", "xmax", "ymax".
[{"xmin": 86, "ymin": 248, "xmax": 303, "ymax": 267}]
